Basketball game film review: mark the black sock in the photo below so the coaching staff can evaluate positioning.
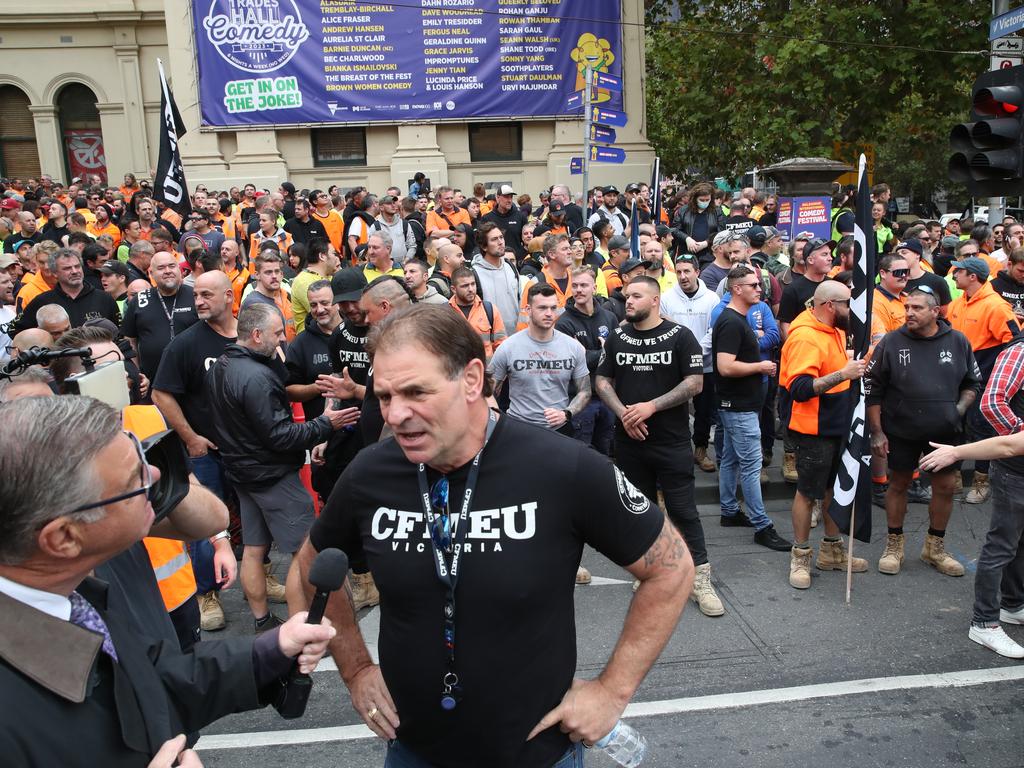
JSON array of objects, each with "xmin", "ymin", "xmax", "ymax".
[
  {"xmin": 888, "ymin": 526, "xmax": 903, "ymax": 535},
  {"xmin": 255, "ymin": 613, "xmax": 271, "ymax": 626},
  {"xmin": 928, "ymin": 527, "xmax": 945, "ymax": 538},
  {"xmin": 823, "ymin": 536, "xmax": 840, "ymax": 543}
]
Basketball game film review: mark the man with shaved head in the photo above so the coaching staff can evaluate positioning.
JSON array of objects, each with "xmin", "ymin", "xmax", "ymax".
[
  {"xmin": 123, "ymin": 250, "xmax": 198, "ymax": 383},
  {"xmin": 10, "ymin": 327, "xmax": 53, "ymax": 359},
  {"xmin": 428, "ymin": 242, "xmax": 465, "ymax": 298},
  {"xmin": 152, "ymin": 269, "xmax": 239, "ymax": 632},
  {"xmin": 779, "ymin": 279, "xmax": 868, "ymax": 589}
]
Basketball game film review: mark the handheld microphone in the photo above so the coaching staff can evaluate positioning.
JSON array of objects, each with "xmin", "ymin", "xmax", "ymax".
[{"xmin": 275, "ymin": 548, "xmax": 349, "ymax": 719}]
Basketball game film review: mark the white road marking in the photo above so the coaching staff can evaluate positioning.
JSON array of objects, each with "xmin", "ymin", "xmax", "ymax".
[{"xmin": 196, "ymin": 664, "xmax": 1024, "ymax": 751}]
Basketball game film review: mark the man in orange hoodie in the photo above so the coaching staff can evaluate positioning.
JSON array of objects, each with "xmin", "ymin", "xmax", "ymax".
[{"xmin": 779, "ymin": 280, "xmax": 868, "ymax": 589}]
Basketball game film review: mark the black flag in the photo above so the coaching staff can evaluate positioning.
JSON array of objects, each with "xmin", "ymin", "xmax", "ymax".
[
  {"xmin": 828, "ymin": 155, "xmax": 874, "ymax": 543},
  {"xmin": 153, "ymin": 59, "xmax": 191, "ymax": 219},
  {"xmin": 650, "ymin": 156, "xmax": 662, "ymax": 225}
]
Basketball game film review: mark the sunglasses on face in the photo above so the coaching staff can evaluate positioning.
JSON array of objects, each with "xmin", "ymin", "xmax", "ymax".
[{"xmin": 886, "ymin": 268, "xmax": 909, "ymax": 278}]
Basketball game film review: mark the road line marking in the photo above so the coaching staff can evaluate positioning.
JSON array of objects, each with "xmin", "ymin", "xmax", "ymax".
[{"xmin": 195, "ymin": 664, "xmax": 1024, "ymax": 751}]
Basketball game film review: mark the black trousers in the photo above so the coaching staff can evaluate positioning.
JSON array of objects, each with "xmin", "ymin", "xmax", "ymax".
[
  {"xmin": 691, "ymin": 373, "xmax": 716, "ymax": 449},
  {"xmin": 615, "ymin": 438, "xmax": 708, "ymax": 566}
]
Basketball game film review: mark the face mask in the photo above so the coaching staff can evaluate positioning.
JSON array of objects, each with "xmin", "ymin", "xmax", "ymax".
[{"xmin": 697, "ymin": 200, "xmax": 710, "ymax": 211}]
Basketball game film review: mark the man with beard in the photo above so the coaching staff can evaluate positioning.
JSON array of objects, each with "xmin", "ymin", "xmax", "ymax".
[
  {"xmin": 481, "ymin": 184, "xmax": 528, "ymax": 261},
  {"xmin": 286, "ymin": 279, "xmax": 343, "ymax": 424},
  {"xmin": 779, "ymin": 280, "xmax": 867, "ymax": 589}
]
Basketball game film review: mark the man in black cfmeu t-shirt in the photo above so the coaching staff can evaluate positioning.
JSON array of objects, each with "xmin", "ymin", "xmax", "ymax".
[
  {"xmin": 291, "ymin": 304, "xmax": 693, "ymax": 768},
  {"xmin": 595, "ymin": 275, "xmax": 724, "ymax": 617}
]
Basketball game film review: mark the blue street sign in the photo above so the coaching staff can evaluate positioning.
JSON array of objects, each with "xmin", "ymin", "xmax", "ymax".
[
  {"xmin": 590, "ymin": 124, "xmax": 617, "ymax": 143},
  {"xmin": 594, "ymin": 71, "xmax": 622, "ymax": 92},
  {"xmin": 566, "ymin": 91, "xmax": 584, "ymax": 111},
  {"xmin": 591, "ymin": 106, "xmax": 627, "ymax": 127},
  {"xmin": 590, "ymin": 145, "xmax": 626, "ymax": 164},
  {"xmin": 570, "ymin": 157, "xmax": 583, "ymax": 175},
  {"xmin": 991, "ymin": 7, "xmax": 1024, "ymax": 40}
]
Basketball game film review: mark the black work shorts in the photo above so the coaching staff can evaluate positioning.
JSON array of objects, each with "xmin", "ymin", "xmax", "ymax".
[
  {"xmin": 888, "ymin": 432, "xmax": 962, "ymax": 473},
  {"xmin": 792, "ymin": 432, "xmax": 842, "ymax": 500}
]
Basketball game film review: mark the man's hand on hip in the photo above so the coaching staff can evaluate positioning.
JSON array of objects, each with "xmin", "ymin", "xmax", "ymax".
[{"xmin": 526, "ymin": 677, "xmax": 624, "ymax": 746}]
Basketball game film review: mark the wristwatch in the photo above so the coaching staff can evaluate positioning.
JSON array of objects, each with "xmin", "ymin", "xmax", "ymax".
[
  {"xmin": 563, "ymin": 409, "xmax": 573, "ymax": 423},
  {"xmin": 210, "ymin": 530, "xmax": 230, "ymax": 544}
]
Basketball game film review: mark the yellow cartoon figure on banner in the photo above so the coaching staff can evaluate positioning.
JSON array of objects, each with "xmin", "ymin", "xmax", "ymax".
[{"xmin": 571, "ymin": 33, "xmax": 615, "ymax": 104}]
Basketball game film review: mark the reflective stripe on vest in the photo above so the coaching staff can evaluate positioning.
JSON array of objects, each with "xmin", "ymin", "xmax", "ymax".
[{"xmin": 143, "ymin": 537, "xmax": 197, "ymax": 612}]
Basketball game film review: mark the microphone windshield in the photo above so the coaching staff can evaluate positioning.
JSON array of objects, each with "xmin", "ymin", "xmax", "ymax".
[{"xmin": 308, "ymin": 548, "xmax": 349, "ymax": 591}]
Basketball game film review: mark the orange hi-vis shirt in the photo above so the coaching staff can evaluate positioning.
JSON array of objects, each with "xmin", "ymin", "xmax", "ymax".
[
  {"xmin": 228, "ymin": 266, "xmax": 251, "ymax": 317},
  {"xmin": 779, "ymin": 309, "xmax": 852, "ymax": 437},
  {"xmin": 426, "ymin": 206, "xmax": 471, "ymax": 235},
  {"xmin": 869, "ymin": 287, "xmax": 906, "ymax": 355},
  {"xmin": 88, "ymin": 220, "xmax": 121, "ymax": 248},
  {"xmin": 15, "ymin": 270, "xmax": 54, "ymax": 313},
  {"xmin": 947, "ymin": 280, "xmax": 1021, "ymax": 377},
  {"xmin": 516, "ymin": 266, "xmax": 571, "ymax": 330},
  {"xmin": 312, "ymin": 208, "xmax": 345, "ymax": 253},
  {"xmin": 449, "ymin": 294, "xmax": 507, "ymax": 362}
]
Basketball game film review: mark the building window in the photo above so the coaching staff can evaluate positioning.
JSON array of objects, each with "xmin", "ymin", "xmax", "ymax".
[
  {"xmin": 469, "ymin": 122, "xmax": 522, "ymax": 162},
  {"xmin": 312, "ymin": 127, "xmax": 366, "ymax": 167},
  {"xmin": 56, "ymin": 83, "xmax": 106, "ymax": 183},
  {"xmin": 0, "ymin": 85, "xmax": 41, "ymax": 178}
]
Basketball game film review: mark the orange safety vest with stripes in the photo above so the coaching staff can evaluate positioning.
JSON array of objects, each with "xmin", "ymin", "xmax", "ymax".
[{"xmin": 123, "ymin": 405, "xmax": 199, "ymax": 613}]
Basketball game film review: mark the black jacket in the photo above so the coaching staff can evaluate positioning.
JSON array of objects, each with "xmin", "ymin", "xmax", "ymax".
[
  {"xmin": 605, "ymin": 288, "xmax": 627, "ymax": 322},
  {"xmin": 482, "ymin": 207, "xmax": 528, "ymax": 258},
  {"xmin": 207, "ymin": 344, "xmax": 332, "ymax": 485},
  {"xmin": 555, "ymin": 299, "xmax": 618, "ymax": 382},
  {"xmin": 991, "ymin": 269, "xmax": 1024, "ymax": 316},
  {"xmin": 671, "ymin": 207, "xmax": 725, "ymax": 264},
  {"xmin": 15, "ymin": 281, "xmax": 120, "ymax": 332},
  {"xmin": 864, "ymin": 321, "xmax": 981, "ymax": 440}
]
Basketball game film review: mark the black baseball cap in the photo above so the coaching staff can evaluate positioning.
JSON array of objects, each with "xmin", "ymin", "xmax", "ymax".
[
  {"xmin": 332, "ymin": 266, "xmax": 368, "ymax": 303},
  {"xmin": 803, "ymin": 238, "xmax": 836, "ymax": 259},
  {"xmin": 619, "ymin": 257, "xmax": 646, "ymax": 276},
  {"xmin": 548, "ymin": 200, "xmax": 565, "ymax": 214},
  {"xmin": 603, "ymin": 185, "xmax": 620, "ymax": 195},
  {"xmin": 99, "ymin": 259, "xmax": 129, "ymax": 278}
]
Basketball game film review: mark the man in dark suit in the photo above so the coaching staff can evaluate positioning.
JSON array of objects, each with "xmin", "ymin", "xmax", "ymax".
[{"xmin": 0, "ymin": 395, "xmax": 336, "ymax": 767}]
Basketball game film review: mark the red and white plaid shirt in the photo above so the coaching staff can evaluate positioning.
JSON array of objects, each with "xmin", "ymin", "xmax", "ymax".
[{"xmin": 982, "ymin": 341, "xmax": 1024, "ymax": 435}]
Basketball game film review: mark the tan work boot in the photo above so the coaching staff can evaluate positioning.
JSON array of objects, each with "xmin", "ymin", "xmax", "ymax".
[
  {"xmin": 789, "ymin": 546, "xmax": 812, "ymax": 589},
  {"xmin": 350, "ymin": 571, "xmax": 380, "ymax": 610},
  {"xmin": 816, "ymin": 539, "xmax": 868, "ymax": 572},
  {"xmin": 965, "ymin": 472, "xmax": 990, "ymax": 504},
  {"xmin": 783, "ymin": 452, "xmax": 798, "ymax": 483},
  {"xmin": 694, "ymin": 446, "xmax": 716, "ymax": 472},
  {"xmin": 264, "ymin": 562, "xmax": 287, "ymax": 604},
  {"xmin": 878, "ymin": 533, "xmax": 905, "ymax": 575},
  {"xmin": 691, "ymin": 563, "xmax": 725, "ymax": 616},
  {"xmin": 920, "ymin": 534, "xmax": 965, "ymax": 576},
  {"xmin": 576, "ymin": 565, "xmax": 592, "ymax": 585},
  {"xmin": 198, "ymin": 591, "xmax": 225, "ymax": 631}
]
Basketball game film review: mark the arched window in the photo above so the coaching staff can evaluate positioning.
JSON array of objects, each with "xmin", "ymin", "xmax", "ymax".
[
  {"xmin": 0, "ymin": 85, "xmax": 41, "ymax": 178},
  {"xmin": 57, "ymin": 83, "xmax": 107, "ymax": 183}
]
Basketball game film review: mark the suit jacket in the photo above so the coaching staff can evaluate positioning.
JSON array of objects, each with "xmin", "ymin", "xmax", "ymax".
[{"xmin": 0, "ymin": 575, "xmax": 286, "ymax": 766}]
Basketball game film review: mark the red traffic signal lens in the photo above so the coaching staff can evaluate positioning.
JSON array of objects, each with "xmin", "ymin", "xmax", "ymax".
[{"xmin": 1005, "ymin": 102, "xmax": 1020, "ymax": 114}]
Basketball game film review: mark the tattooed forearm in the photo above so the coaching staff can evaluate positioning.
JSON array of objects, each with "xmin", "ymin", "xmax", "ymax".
[
  {"xmin": 567, "ymin": 377, "xmax": 592, "ymax": 416},
  {"xmin": 812, "ymin": 370, "xmax": 846, "ymax": 395},
  {"xmin": 651, "ymin": 375, "xmax": 702, "ymax": 412},
  {"xmin": 595, "ymin": 375, "xmax": 626, "ymax": 418}
]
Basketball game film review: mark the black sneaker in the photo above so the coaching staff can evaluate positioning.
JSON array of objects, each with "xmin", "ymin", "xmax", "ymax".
[
  {"xmin": 754, "ymin": 525, "xmax": 792, "ymax": 551},
  {"xmin": 720, "ymin": 511, "xmax": 754, "ymax": 527},
  {"xmin": 872, "ymin": 483, "xmax": 888, "ymax": 509},
  {"xmin": 254, "ymin": 612, "xmax": 285, "ymax": 634}
]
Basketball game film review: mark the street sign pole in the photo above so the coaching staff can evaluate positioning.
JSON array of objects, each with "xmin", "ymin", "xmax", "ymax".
[
  {"xmin": 582, "ymin": 65, "xmax": 593, "ymax": 217},
  {"xmin": 991, "ymin": 0, "xmax": 1012, "ymax": 223}
]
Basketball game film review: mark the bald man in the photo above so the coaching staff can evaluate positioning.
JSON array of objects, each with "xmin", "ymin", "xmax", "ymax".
[
  {"xmin": 779, "ymin": 279, "xmax": 868, "ymax": 589},
  {"xmin": 428, "ymin": 242, "xmax": 466, "ymax": 298},
  {"xmin": 11, "ymin": 327, "xmax": 54, "ymax": 358}
]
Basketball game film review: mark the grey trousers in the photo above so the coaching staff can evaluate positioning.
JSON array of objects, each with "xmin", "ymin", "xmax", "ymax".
[{"xmin": 973, "ymin": 463, "xmax": 1024, "ymax": 624}]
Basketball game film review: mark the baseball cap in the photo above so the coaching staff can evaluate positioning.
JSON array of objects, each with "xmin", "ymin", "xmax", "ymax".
[
  {"xmin": 655, "ymin": 224, "xmax": 671, "ymax": 238},
  {"xmin": 497, "ymin": 184, "xmax": 515, "ymax": 196},
  {"xmin": 10, "ymin": 239, "xmax": 32, "ymax": 252},
  {"xmin": 548, "ymin": 200, "xmax": 565, "ymax": 214},
  {"xmin": 602, "ymin": 185, "xmax": 620, "ymax": 195},
  {"xmin": 747, "ymin": 225, "xmax": 768, "ymax": 248},
  {"xmin": 802, "ymin": 238, "xmax": 837, "ymax": 260},
  {"xmin": 0, "ymin": 254, "xmax": 16, "ymax": 269},
  {"xmin": 895, "ymin": 239, "xmax": 923, "ymax": 257},
  {"xmin": 379, "ymin": 194, "xmax": 399, "ymax": 204},
  {"xmin": 625, "ymin": 183, "xmax": 641, "ymax": 193},
  {"xmin": 608, "ymin": 234, "xmax": 631, "ymax": 251},
  {"xmin": 950, "ymin": 256, "xmax": 990, "ymax": 281},
  {"xmin": 99, "ymin": 259, "xmax": 129, "ymax": 278},
  {"xmin": 712, "ymin": 230, "xmax": 734, "ymax": 248},
  {"xmin": 762, "ymin": 226, "xmax": 783, "ymax": 241},
  {"xmin": 619, "ymin": 257, "xmax": 646, "ymax": 276},
  {"xmin": 0, "ymin": 198, "xmax": 19, "ymax": 210},
  {"xmin": 940, "ymin": 235, "xmax": 960, "ymax": 252},
  {"xmin": 332, "ymin": 266, "xmax": 368, "ymax": 303},
  {"xmin": 280, "ymin": 181, "xmax": 296, "ymax": 194}
]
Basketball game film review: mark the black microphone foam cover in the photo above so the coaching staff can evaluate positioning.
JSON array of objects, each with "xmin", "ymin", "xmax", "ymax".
[{"xmin": 308, "ymin": 548, "xmax": 349, "ymax": 592}]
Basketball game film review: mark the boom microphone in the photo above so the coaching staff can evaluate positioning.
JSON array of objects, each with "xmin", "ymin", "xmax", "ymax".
[{"xmin": 275, "ymin": 548, "xmax": 349, "ymax": 719}]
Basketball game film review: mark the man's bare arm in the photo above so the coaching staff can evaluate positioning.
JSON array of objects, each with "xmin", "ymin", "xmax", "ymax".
[
  {"xmin": 148, "ymin": 478, "xmax": 228, "ymax": 540},
  {"xmin": 595, "ymin": 375, "xmax": 625, "ymax": 418},
  {"xmin": 287, "ymin": 383, "xmax": 320, "ymax": 403},
  {"xmin": 956, "ymin": 387, "xmax": 977, "ymax": 417},
  {"xmin": 152, "ymin": 389, "xmax": 202, "ymax": 445},
  {"xmin": 651, "ymin": 374, "xmax": 702, "ymax": 411}
]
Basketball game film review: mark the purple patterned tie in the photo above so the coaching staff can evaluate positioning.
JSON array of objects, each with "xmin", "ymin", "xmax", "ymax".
[{"xmin": 68, "ymin": 591, "xmax": 119, "ymax": 663}]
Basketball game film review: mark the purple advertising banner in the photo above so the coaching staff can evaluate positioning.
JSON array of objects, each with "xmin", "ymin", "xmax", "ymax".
[
  {"xmin": 776, "ymin": 196, "xmax": 832, "ymax": 242},
  {"xmin": 191, "ymin": 0, "xmax": 623, "ymax": 127}
]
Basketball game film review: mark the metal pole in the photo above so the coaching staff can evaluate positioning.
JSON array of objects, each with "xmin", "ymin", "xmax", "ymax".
[
  {"xmin": 990, "ymin": 0, "xmax": 1012, "ymax": 224},
  {"xmin": 582, "ymin": 66, "xmax": 593, "ymax": 217}
]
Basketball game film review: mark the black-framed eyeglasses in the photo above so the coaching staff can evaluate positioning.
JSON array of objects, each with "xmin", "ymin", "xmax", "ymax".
[
  {"xmin": 63, "ymin": 432, "xmax": 153, "ymax": 517},
  {"xmin": 887, "ymin": 268, "xmax": 910, "ymax": 277},
  {"xmin": 429, "ymin": 476, "xmax": 452, "ymax": 553}
]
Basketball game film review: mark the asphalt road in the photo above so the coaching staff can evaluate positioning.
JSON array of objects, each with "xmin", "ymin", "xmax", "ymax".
[{"xmin": 195, "ymin": 466, "xmax": 1024, "ymax": 768}]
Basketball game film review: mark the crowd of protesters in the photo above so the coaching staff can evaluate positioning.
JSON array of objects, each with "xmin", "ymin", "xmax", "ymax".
[{"xmin": 2, "ymin": 168, "xmax": 1024, "ymax": 764}]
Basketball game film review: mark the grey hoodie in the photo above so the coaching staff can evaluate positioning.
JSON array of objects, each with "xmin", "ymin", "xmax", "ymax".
[
  {"xmin": 471, "ymin": 253, "xmax": 520, "ymax": 330},
  {"xmin": 417, "ymin": 283, "xmax": 449, "ymax": 305}
]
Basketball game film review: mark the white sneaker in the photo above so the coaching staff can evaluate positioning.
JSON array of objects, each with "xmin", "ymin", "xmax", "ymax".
[
  {"xmin": 969, "ymin": 625, "xmax": 1024, "ymax": 658},
  {"xmin": 1000, "ymin": 605, "xmax": 1024, "ymax": 625}
]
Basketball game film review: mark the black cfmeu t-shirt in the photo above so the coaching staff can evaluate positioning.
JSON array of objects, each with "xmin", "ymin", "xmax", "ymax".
[
  {"xmin": 596, "ymin": 319, "xmax": 704, "ymax": 443},
  {"xmin": 712, "ymin": 307, "xmax": 763, "ymax": 411},
  {"xmin": 778, "ymin": 274, "xmax": 824, "ymax": 325},
  {"xmin": 309, "ymin": 416, "xmax": 662, "ymax": 768},
  {"xmin": 121, "ymin": 286, "xmax": 199, "ymax": 382},
  {"xmin": 327, "ymin": 320, "xmax": 369, "ymax": 410},
  {"xmin": 284, "ymin": 322, "xmax": 336, "ymax": 420},
  {"xmin": 906, "ymin": 270, "xmax": 952, "ymax": 306},
  {"xmin": 152, "ymin": 321, "xmax": 235, "ymax": 441}
]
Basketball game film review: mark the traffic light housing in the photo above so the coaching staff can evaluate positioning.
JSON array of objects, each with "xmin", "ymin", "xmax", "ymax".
[{"xmin": 949, "ymin": 65, "xmax": 1024, "ymax": 196}]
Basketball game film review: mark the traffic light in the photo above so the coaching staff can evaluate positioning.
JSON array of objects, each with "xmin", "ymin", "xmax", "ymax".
[{"xmin": 949, "ymin": 65, "xmax": 1024, "ymax": 196}]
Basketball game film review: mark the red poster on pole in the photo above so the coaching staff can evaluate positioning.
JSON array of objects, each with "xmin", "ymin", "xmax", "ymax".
[{"xmin": 63, "ymin": 130, "xmax": 107, "ymax": 181}]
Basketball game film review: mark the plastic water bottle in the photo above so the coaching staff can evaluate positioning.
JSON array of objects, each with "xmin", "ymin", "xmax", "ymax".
[{"xmin": 594, "ymin": 720, "xmax": 647, "ymax": 767}]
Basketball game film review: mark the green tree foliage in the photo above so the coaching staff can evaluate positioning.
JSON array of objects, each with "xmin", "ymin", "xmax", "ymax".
[{"xmin": 645, "ymin": 0, "xmax": 988, "ymax": 196}]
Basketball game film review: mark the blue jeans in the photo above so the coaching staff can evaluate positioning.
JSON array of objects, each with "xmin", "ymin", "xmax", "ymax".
[
  {"xmin": 573, "ymin": 399, "xmax": 614, "ymax": 456},
  {"xmin": 718, "ymin": 409, "xmax": 772, "ymax": 531},
  {"xmin": 189, "ymin": 453, "xmax": 229, "ymax": 594},
  {"xmin": 385, "ymin": 740, "xmax": 584, "ymax": 767}
]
